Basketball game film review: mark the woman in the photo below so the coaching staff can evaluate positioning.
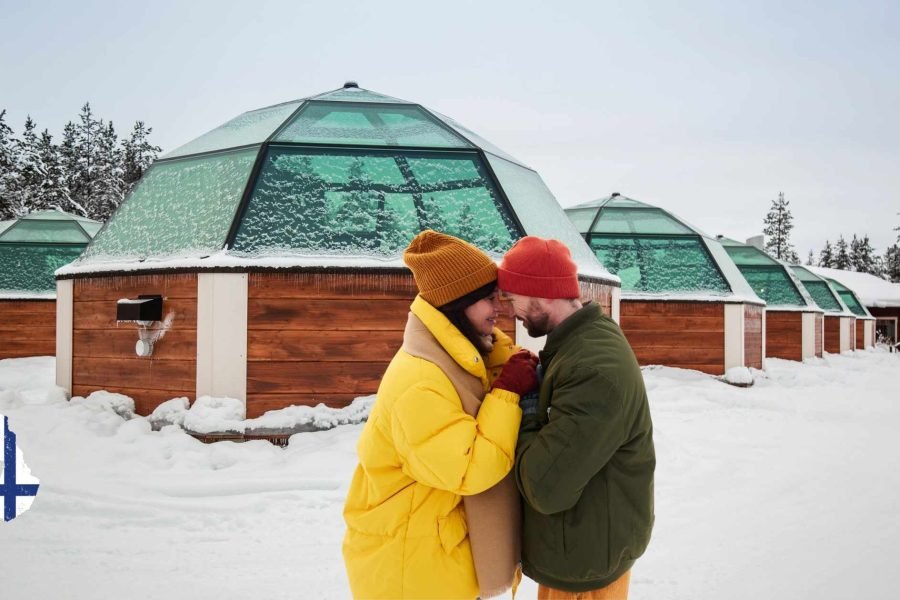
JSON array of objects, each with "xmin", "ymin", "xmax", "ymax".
[{"xmin": 343, "ymin": 230, "xmax": 538, "ymax": 599}]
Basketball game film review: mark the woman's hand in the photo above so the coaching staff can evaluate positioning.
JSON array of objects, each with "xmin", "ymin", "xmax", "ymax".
[{"xmin": 492, "ymin": 350, "xmax": 539, "ymax": 396}]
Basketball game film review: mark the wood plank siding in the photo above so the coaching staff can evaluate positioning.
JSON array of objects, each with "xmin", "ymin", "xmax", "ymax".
[
  {"xmin": 765, "ymin": 311, "xmax": 803, "ymax": 362},
  {"xmin": 72, "ymin": 274, "xmax": 198, "ymax": 415},
  {"xmin": 824, "ymin": 315, "xmax": 842, "ymax": 354},
  {"xmin": 579, "ymin": 280, "xmax": 614, "ymax": 318},
  {"xmin": 0, "ymin": 299, "xmax": 56, "ymax": 359},
  {"xmin": 744, "ymin": 305, "xmax": 764, "ymax": 369},
  {"xmin": 856, "ymin": 320, "xmax": 865, "ymax": 350},
  {"xmin": 619, "ymin": 301, "xmax": 725, "ymax": 374}
]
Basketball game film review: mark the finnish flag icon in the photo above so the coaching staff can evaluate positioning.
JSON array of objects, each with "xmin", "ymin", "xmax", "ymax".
[{"xmin": 1, "ymin": 415, "xmax": 40, "ymax": 522}]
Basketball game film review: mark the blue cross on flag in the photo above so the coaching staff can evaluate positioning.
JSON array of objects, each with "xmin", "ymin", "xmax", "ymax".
[{"xmin": 1, "ymin": 415, "xmax": 40, "ymax": 522}]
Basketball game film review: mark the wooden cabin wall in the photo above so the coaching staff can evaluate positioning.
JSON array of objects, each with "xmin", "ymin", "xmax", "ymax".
[
  {"xmin": 765, "ymin": 311, "xmax": 803, "ymax": 362},
  {"xmin": 0, "ymin": 299, "xmax": 55, "ymax": 359},
  {"xmin": 744, "ymin": 305, "xmax": 764, "ymax": 369},
  {"xmin": 245, "ymin": 271, "xmax": 516, "ymax": 418},
  {"xmin": 579, "ymin": 280, "xmax": 614, "ymax": 317},
  {"xmin": 823, "ymin": 316, "xmax": 841, "ymax": 354},
  {"xmin": 72, "ymin": 274, "xmax": 198, "ymax": 415},
  {"xmin": 619, "ymin": 301, "xmax": 725, "ymax": 375},
  {"xmin": 856, "ymin": 321, "xmax": 865, "ymax": 349}
]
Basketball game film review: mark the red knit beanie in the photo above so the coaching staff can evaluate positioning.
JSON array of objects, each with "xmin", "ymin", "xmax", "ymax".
[{"xmin": 498, "ymin": 236, "xmax": 580, "ymax": 299}]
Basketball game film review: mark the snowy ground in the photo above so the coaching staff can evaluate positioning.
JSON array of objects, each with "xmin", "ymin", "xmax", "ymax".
[{"xmin": 1, "ymin": 350, "xmax": 898, "ymax": 599}]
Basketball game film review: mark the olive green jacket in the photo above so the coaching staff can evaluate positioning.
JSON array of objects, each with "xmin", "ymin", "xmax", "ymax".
[{"xmin": 515, "ymin": 302, "xmax": 655, "ymax": 592}]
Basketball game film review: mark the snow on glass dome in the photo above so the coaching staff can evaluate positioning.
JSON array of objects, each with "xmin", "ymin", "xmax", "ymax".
[
  {"xmin": 789, "ymin": 266, "xmax": 852, "ymax": 314},
  {"xmin": 0, "ymin": 210, "xmax": 100, "ymax": 294},
  {"xmin": 824, "ymin": 278, "xmax": 873, "ymax": 318},
  {"xmin": 718, "ymin": 238, "xmax": 815, "ymax": 308},
  {"xmin": 565, "ymin": 194, "xmax": 758, "ymax": 298},
  {"xmin": 75, "ymin": 82, "xmax": 605, "ymax": 278}
]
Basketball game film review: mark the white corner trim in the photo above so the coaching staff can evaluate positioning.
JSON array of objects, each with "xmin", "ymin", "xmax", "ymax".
[
  {"xmin": 864, "ymin": 321, "xmax": 874, "ymax": 348},
  {"xmin": 55, "ymin": 279, "xmax": 74, "ymax": 395},
  {"xmin": 839, "ymin": 317, "xmax": 852, "ymax": 352},
  {"xmin": 611, "ymin": 287, "xmax": 622, "ymax": 324},
  {"xmin": 724, "ymin": 304, "xmax": 745, "ymax": 371},
  {"xmin": 801, "ymin": 312, "xmax": 817, "ymax": 360},
  {"xmin": 196, "ymin": 273, "xmax": 248, "ymax": 413}
]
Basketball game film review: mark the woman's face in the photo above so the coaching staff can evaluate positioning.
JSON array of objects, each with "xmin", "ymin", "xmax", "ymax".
[{"xmin": 463, "ymin": 289, "xmax": 502, "ymax": 337}]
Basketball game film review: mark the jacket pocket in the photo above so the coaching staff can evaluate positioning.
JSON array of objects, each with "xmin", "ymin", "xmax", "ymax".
[{"xmin": 437, "ymin": 510, "xmax": 468, "ymax": 554}]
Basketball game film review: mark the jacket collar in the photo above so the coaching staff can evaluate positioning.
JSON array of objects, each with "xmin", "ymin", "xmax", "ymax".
[
  {"xmin": 540, "ymin": 302, "xmax": 600, "ymax": 366},
  {"xmin": 410, "ymin": 295, "xmax": 488, "ymax": 385}
]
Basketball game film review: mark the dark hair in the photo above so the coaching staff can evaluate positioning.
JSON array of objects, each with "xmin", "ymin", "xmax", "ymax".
[{"xmin": 438, "ymin": 281, "xmax": 497, "ymax": 354}]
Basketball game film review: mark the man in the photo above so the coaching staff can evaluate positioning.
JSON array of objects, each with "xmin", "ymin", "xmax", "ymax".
[{"xmin": 497, "ymin": 236, "xmax": 655, "ymax": 600}]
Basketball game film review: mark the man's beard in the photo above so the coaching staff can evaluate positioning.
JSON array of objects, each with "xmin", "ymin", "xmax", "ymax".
[{"xmin": 522, "ymin": 306, "xmax": 552, "ymax": 338}]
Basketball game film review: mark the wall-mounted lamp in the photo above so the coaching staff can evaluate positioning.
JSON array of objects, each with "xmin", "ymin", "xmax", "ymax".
[{"xmin": 116, "ymin": 295, "xmax": 171, "ymax": 357}]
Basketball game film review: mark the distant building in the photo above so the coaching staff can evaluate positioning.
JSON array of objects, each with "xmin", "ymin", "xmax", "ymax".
[
  {"xmin": 0, "ymin": 210, "xmax": 100, "ymax": 359},
  {"xmin": 719, "ymin": 237, "xmax": 824, "ymax": 361},
  {"xmin": 566, "ymin": 194, "xmax": 765, "ymax": 375}
]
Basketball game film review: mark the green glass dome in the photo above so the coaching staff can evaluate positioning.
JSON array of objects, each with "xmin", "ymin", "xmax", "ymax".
[
  {"xmin": 74, "ymin": 83, "xmax": 610, "ymax": 281},
  {"xmin": 789, "ymin": 266, "xmax": 855, "ymax": 315},
  {"xmin": 824, "ymin": 278, "xmax": 874, "ymax": 318},
  {"xmin": 718, "ymin": 238, "xmax": 818, "ymax": 310},
  {"xmin": 565, "ymin": 194, "xmax": 760, "ymax": 300},
  {"xmin": 0, "ymin": 210, "xmax": 100, "ymax": 295}
]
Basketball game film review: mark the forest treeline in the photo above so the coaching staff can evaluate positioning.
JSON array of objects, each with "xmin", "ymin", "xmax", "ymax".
[{"xmin": 0, "ymin": 104, "xmax": 160, "ymax": 222}]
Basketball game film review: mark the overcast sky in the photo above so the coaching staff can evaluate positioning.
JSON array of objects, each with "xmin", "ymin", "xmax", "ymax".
[{"xmin": 2, "ymin": 0, "xmax": 898, "ymax": 255}]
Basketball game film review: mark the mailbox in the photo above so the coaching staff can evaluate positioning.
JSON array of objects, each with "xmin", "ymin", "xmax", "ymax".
[{"xmin": 116, "ymin": 295, "xmax": 163, "ymax": 322}]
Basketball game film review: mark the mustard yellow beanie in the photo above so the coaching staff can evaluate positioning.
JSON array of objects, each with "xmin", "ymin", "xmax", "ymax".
[{"xmin": 403, "ymin": 230, "xmax": 498, "ymax": 307}]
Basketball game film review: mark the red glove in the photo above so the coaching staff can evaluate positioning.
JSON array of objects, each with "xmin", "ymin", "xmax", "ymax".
[{"xmin": 492, "ymin": 350, "xmax": 539, "ymax": 396}]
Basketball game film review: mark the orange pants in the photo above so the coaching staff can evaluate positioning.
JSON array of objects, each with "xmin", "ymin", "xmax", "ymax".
[{"xmin": 537, "ymin": 570, "xmax": 631, "ymax": 600}]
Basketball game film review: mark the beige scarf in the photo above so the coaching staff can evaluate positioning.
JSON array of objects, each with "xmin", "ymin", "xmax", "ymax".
[{"xmin": 402, "ymin": 313, "xmax": 521, "ymax": 599}]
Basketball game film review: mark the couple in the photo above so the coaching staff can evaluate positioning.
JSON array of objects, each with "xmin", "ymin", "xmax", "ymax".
[{"xmin": 343, "ymin": 230, "xmax": 655, "ymax": 600}]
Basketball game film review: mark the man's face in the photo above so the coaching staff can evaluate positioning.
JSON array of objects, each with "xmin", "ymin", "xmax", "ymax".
[{"xmin": 500, "ymin": 290, "xmax": 552, "ymax": 337}]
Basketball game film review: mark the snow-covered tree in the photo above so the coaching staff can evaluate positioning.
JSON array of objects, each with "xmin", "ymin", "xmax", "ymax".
[
  {"xmin": 806, "ymin": 250, "xmax": 815, "ymax": 266},
  {"xmin": 885, "ymin": 244, "xmax": 900, "ymax": 283},
  {"xmin": 36, "ymin": 129, "xmax": 67, "ymax": 211},
  {"xmin": 833, "ymin": 235, "xmax": 851, "ymax": 270},
  {"xmin": 0, "ymin": 109, "xmax": 22, "ymax": 219},
  {"xmin": 92, "ymin": 121, "xmax": 124, "ymax": 220},
  {"xmin": 74, "ymin": 103, "xmax": 104, "ymax": 218},
  {"xmin": 58, "ymin": 121, "xmax": 88, "ymax": 217},
  {"xmin": 850, "ymin": 234, "xmax": 878, "ymax": 274},
  {"xmin": 818, "ymin": 240, "xmax": 834, "ymax": 267},
  {"xmin": 763, "ymin": 192, "xmax": 799, "ymax": 262},
  {"xmin": 121, "ymin": 121, "xmax": 160, "ymax": 190},
  {"xmin": 14, "ymin": 116, "xmax": 49, "ymax": 212}
]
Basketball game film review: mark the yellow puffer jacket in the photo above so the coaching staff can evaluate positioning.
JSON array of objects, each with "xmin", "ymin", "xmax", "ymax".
[{"xmin": 343, "ymin": 296, "xmax": 522, "ymax": 599}]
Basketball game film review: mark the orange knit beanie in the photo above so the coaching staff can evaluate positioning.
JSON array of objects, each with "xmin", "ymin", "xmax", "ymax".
[
  {"xmin": 498, "ymin": 236, "xmax": 580, "ymax": 298},
  {"xmin": 403, "ymin": 230, "xmax": 498, "ymax": 307}
]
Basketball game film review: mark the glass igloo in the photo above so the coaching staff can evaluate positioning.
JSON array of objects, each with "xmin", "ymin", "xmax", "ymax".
[
  {"xmin": 565, "ymin": 194, "xmax": 758, "ymax": 299},
  {"xmin": 717, "ymin": 238, "xmax": 818, "ymax": 309},
  {"xmin": 56, "ymin": 83, "xmax": 617, "ymax": 422},
  {"xmin": 0, "ymin": 209, "xmax": 100, "ymax": 295},
  {"xmin": 565, "ymin": 194, "xmax": 765, "ymax": 375},
  {"xmin": 790, "ymin": 266, "xmax": 857, "ymax": 353},
  {"xmin": 75, "ymin": 82, "xmax": 600, "ymax": 274}
]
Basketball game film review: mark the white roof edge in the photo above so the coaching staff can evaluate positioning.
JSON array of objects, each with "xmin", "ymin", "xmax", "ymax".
[{"xmin": 808, "ymin": 266, "xmax": 900, "ymax": 308}]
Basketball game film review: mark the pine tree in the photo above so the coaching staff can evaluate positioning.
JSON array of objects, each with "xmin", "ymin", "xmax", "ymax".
[
  {"xmin": 58, "ymin": 121, "xmax": 88, "ymax": 217},
  {"xmin": 833, "ymin": 235, "xmax": 851, "ymax": 270},
  {"xmin": 74, "ymin": 103, "xmax": 104, "ymax": 219},
  {"xmin": 36, "ymin": 129, "xmax": 67, "ymax": 211},
  {"xmin": 850, "ymin": 234, "xmax": 877, "ymax": 274},
  {"xmin": 806, "ymin": 250, "xmax": 815, "ymax": 266},
  {"xmin": 818, "ymin": 240, "xmax": 834, "ymax": 267},
  {"xmin": 121, "ymin": 121, "xmax": 160, "ymax": 190},
  {"xmin": 763, "ymin": 192, "xmax": 799, "ymax": 262},
  {"xmin": 14, "ymin": 116, "xmax": 48, "ymax": 212},
  {"xmin": 0, "ymin": 110, "xmax": 23, "ymax": 219},
  {"xmin": 885, "ymin": 244, "xmax": 900, "ymax": 283},
  {"xmin": 93, "ymin": 121, "xmax": 124, "ymax": 220}
]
